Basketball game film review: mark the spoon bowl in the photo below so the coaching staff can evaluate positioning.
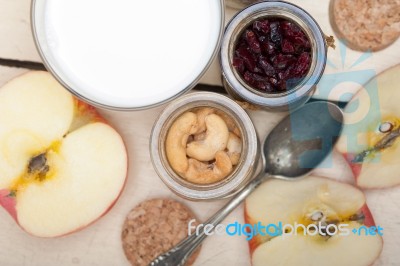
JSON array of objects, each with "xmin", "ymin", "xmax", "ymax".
[
  {"xmin": 263, "ymin": 101, "xmax": 343, "ymax": 178},
  {"xmin": 150, "ymin": 101, "xmax": 343, "ymax": 266}
]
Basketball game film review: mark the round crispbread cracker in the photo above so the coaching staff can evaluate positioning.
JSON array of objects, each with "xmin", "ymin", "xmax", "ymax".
[
  {"xmin": 121, "ymin": 199, "xmax": 200, "ymax": 266},
  {"xmin": 330, "ymin": 0, "xmax": 400, "ymax": 51}
]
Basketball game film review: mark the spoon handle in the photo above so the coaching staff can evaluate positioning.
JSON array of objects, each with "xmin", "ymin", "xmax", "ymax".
[{"xmin": 149, "ymin": 172, "xmax": 271, "ymax": 266}]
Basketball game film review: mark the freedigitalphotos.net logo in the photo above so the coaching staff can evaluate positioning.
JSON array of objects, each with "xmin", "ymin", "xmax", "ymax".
[{"xmin": 188, "ymin": 219, "xmax": 384, "ymax": 241}]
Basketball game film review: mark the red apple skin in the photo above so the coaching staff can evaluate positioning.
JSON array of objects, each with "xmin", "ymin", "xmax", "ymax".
[
  {"xmin": 0, "ymin": 97, "xmax": 129, "ymax": 238},
  {"xmin": 74, "ymin": 99, "xmax": 107, "ymax": 124},
  {"xmin": 0, "ymin": 190, "xmax": 18, "ymax": 221},
  {"xmin": 244, "ymin": 206, "xmax": 263, "ymax": 255},
  {"xmin": 360, "ymin": 204, "xmax": 376, "ymax": 228},
  {"xmin": 342, "ymin": 153, "xmax": 362, "ymax": 180}
]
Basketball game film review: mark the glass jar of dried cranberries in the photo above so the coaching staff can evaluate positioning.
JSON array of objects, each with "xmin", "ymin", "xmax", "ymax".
[{"xmin": 220, "ymin": 1, "xmax": 329, "ymax": 111}]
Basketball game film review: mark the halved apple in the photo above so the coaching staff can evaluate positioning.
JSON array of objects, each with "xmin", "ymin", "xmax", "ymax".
[
  {"xmin": 0, "ymin": 71, "xmax": 128, "ymax": 237},
  {"xmin": 336, "ymin": 64, "xmax": 400, "ymax": 188},
  {"xmin": 245, "ymin": 176, "xmax": 383, "ymax": 266}
]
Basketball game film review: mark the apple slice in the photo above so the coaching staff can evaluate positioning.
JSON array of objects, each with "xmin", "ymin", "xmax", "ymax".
[
  {"xmin": 245, "ymin": 176, "xmax": 383, "ymax": 266},
  {"xmin": 336, "ymin": 64, "xmax": 400, "ymax": 188},
  {"xmin": 0, "ymin": 71, "xmax": 128, "ymax": 237}
]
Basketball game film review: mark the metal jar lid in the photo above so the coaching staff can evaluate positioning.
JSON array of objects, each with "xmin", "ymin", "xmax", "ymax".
[{"xmin": 220, "ymin": 1, "xmax": 328, "ymax": 110}]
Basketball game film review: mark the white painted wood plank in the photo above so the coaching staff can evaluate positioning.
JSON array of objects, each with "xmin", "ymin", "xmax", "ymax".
[
  {"xmin": 0, "ymin": 66, "xmax": 29, "ymax": 86},
  {"xmin": 0, "ymin": 0, "xmax": 41, "ymax": 61}
]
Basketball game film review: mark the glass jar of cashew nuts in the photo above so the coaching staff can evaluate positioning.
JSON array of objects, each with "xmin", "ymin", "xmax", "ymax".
[{"xmin": 150, "ymin": 92, "xmax": 258, "ymax": 201}]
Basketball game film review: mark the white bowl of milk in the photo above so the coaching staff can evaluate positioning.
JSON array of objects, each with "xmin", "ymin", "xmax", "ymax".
[{"xmin": 31, "ymin": 0, "xmax": 224, "ymax": 110}]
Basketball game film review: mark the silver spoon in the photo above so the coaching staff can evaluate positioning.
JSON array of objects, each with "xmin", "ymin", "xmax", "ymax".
[{"xmin": 150, "ymin": 101, "xmax": 343, "ymax": 266}]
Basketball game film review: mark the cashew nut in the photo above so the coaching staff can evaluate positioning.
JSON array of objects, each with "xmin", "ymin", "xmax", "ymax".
[
  {"xmin": 165, "ymin": 108, "xmax": 242, "ymax": 185},
  {"xmin": 193, "ymin": 132, "xmax": 207, "ymax": 141},
  {"xmin": 195, "ymin": 107, "xmax": 215, "ymax": 134},
  {"xmin": 186, "ymin": 114, "xmax": 229, "ymax": 161},
  {"xmin": 215, "ymin": 110, "xmax": 241, "ymax": 137},
  {"xmin": 227, "ymin": 133, "xmax": 242, "ymax": 165},
  {"xmin": 165, "ymin": 112, "xmax": 198, "ymax": 174},
  {"xmin": 184, "ymin": 151, "xmax": 233, "ymax": 184}
]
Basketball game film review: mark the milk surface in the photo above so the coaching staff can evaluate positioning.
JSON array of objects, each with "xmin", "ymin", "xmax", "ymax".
[{"xmin": 37, "ymin": 0, "xmax": 221, "ymax": 108}]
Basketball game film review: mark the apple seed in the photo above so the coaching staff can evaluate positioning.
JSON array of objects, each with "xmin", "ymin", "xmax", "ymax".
[
  {"xmin": 348, "ymin": 212, "xmax": 365, "ymax": 223},
  {"xmin": 379, "ymin": 122, "xmax": 393, "ymax": 133},
  {"xmin": 28, "ymin": 153, "xmax": 50, "ymax": 180},
  {"xmin": 310, "ymin": 211, "xmax": 324, "ymax": 221}
]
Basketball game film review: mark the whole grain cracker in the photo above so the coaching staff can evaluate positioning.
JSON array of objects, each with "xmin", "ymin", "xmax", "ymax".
[
  {"xmin": 121, "ymin": 199, "xmax": 200, "ymax": 266},
  {"xmin": 330, "ymin": 0, "xmax": 400, "ymax": 51}
]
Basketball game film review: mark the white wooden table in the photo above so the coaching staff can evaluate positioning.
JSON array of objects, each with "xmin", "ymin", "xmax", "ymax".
[{"xmin": 0, "ymin": 1, "xmax": 399, "ymax": 265}]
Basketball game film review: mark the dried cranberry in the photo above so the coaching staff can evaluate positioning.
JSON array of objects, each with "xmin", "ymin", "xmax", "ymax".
[
  {"xmin": 244, "ymin": 30, "xmax": 261, "ymax": 54},
  {"xmin": 259, "ymin": 57, "xmax": 275, "ymax": 77},
  {"xmin": 293, "ymin": 52, "xmax": 311, "ymax": 76},
  {"xmin": 281, "ymin": 39, "xmax": 295, "ymax": 53},
  {"xmin": 245, "ymin": 72, "xmax": 274, "ymax": 92},
  {"xmin": 257, "ymin": 81, "xmax": 274, "ymax": 92},
  {"xmin": 269, "ymin": 77, "xmax": 278, "ymax": 87},
  {"xmin": 293, "ymin": 36, "xmax": 311, "ymax": 48},
  {"xmin": 233, "ymin": 17, "xmax": 311, "ymax": 93},
  {"xmin": 253, "ymin": 20, "xmax": 270, "ymax": 34},
  {"xmin": 262, "ymin": 41, "xmax": 276, "ymax": 55},
  {"xmin": 259, "ymin": 58, "xmax": 275, "ymax": 77},
  {"xmin": 243, "ymin": 71, "xmax": 256, "ymax": 85},
  {"xmin": 273, "ymin": 54, "xmax": 295, "ymax": 70},
  {"xmin": 250, "ymin": 72, "xmax": 268, "ymax": 82},
  {"xmin": 281, "ymin": 21, "xmax": 304, "ymax": 38},
  {"xmin": 243, "ymin": 71, "xmax": 268, "ymax": 87},
  {"xmin": 258, "ymin": 35, "xmax": 267, "ymax": 43},
  {"xmin": 235, "ymin": 46, "xmax": 258, "ymax": 72},
  {"xmin": 282, "ymin": 65, "xmax": 295, "ymax": 80},
  {"xmin": 277, "ymin": 80, "xmax": 287, "ymax": 91},
  {"xmin": 269, "ymin": 21, "xmax": 282, "ymax": 44},
  {"xmin": 233, "ymin": 57, "xmax": 245, "ymax": 74}
]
